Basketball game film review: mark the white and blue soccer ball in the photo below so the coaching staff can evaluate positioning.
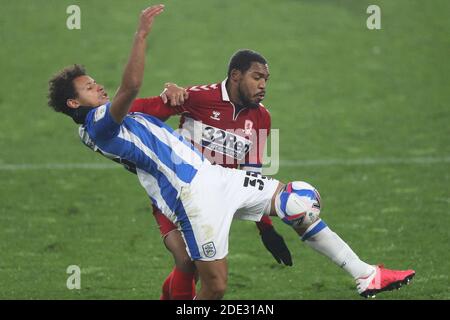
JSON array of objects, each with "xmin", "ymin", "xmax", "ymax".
[{"xmin": 275, "ymin": 181, "xmax": 322, "ymax": 227}]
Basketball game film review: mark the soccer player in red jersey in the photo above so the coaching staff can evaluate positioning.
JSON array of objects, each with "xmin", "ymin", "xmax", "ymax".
[{"xmin": 130, "ymin": 50, "xmax": 292, "ymax": 299}]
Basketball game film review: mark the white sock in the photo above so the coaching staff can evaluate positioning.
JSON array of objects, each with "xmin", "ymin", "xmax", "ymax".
[{"xmin": 301, "ymin": 219, "xmax": 375, "ymax": 279}]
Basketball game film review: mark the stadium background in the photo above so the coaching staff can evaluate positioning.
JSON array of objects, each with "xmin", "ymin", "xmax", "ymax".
[{"xmin": 0, "ymin": 0, "xmax": 448, "ymax": 299}]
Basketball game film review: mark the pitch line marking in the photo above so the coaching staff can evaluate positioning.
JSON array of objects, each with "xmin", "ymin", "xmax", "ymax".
[
  {"xmin": 0, "ymin": 156, "xmax": 449, "ymax": 171},
  {"xmin": 0, "ymin": 163, "xmax": 119, "ymax": 170},
  {"xmin": 276, "ymin": 156, "xmax": 450, "ymax": 167}
]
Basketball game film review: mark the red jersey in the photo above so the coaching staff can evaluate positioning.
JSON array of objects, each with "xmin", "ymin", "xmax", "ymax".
[{"xmin": 130, "ymin": 80, "xmax": 271, "ymax": 171}]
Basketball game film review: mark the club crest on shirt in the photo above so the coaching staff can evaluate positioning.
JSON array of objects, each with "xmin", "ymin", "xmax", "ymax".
[
  {"xmin": 202, "ymin": 241, "xmax": 216, "ymax": 258},
  {"xmin": 210, "ymin": 110, "xmax": 221, "ymax": 121},
  {"xmin": 244, "ymin": 120, "xmax": 253, "ymax": 135}
]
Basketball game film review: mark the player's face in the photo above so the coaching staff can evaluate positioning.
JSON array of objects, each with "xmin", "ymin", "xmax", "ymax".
[
  {"xmin": 71, "ymin": 75, "xmax": 109, "ymax": 108},
  {"xmin": 238, "ymin": 62, "xmax": 269, "ymax": 108}
]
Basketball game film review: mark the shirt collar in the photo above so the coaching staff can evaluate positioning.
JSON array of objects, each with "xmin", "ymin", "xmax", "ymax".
[
  {"xmin": 69, "ymin": 106, "xmax": 94, "ymax": 124},
  {"xmin": 221, "ymin": 78, "xmax": 230, "ymax": 102}
]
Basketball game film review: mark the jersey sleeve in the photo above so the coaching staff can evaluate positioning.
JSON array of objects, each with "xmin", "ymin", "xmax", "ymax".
[
  {"xmin": 130, "ymin": 96, "xmax": 186, "ymax": 121},
  {"xmin": 85, "ymin": 103, "xmax": 121, "ymax": 141}
]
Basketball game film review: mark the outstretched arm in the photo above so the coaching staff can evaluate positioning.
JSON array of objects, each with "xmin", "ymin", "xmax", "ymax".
[
  {"xmin": 160, "ymin": 83, "xmax": 189, "ymax": 106},
  {"xmin": 129, "ymin": 83, "xmax": 189, "ymax": 120},
  {"xmin": 109, "ymin": 4, "xmax": 164, "ymax": 123}
]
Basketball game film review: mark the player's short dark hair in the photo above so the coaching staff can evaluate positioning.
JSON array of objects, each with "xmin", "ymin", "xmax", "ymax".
[
  {"xmin": 47, "ymin": 64, "xmax": 86, "ymax": 115},
  {"xmin": 227, "ymin": 49, "xmax": 267, "ymax": 78}
]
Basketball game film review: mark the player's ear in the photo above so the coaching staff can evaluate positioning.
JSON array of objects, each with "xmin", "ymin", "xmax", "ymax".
[
  {"xmin": 230, "ymin": 69, "xmax": 242, "ymax": 82},
  {"xmin": 66, "ymin": 98, "xmax": 80, "ymax": 109}
]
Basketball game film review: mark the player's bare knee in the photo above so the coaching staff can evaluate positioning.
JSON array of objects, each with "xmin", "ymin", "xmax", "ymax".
[
  {"xmin": 164, "ymin": 230, "xmax": 195, "ymax": 273},
  {"xmin": 204, "ymin": 279, "xmax": 227, "ymax": 299},
  {"xmin": 195, "ymin": 259, "xmax": 228, "ymax": 299},
  {"xmin": 174, "ymin": 254, "xmax": 195, "ymax": 273},
  {"xmin": 293, "ymin": 215, "xmax": 320, "ymax": 236},
  {"xmin": 170, "ymin": 245, "xmax": 195, "ymax": 273}
]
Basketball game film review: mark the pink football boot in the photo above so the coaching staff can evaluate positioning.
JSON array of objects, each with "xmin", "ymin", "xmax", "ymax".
[{"xmin": 357, "ymin": 265, "xmax": 415, "ymax": 298}]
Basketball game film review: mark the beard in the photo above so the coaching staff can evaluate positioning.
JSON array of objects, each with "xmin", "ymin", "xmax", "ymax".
[{"xmin": 238, "ymin": 85, "xmax": 260, "ymax": 109}]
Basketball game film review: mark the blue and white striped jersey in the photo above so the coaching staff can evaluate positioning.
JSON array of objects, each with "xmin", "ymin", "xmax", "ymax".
[{"xmin": 78, "ymin": 103, "xmax": 207, "ymax": 220}]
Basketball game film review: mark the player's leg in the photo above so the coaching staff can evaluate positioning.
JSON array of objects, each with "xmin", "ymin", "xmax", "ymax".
[
  {"xmin": 194, "ymin": 259, "xmax": 228, "ymax": 300},
  {"xmin": 271, "ymin": 181, "xmax": 415, "ymax": 297},
  {"xmin": 293, "ymin": 219, "xmax": 376, "ymax": 280},
  {"xmin": 295, "ymin": 220, "xmax": 414, "ymax": 297},
  {"xmin": 185, "ymin": 169, "xmax": 278, "ymax": 299},
  {"xmin": 162, "ymin": 229, "xmax": 196, "ymax": 274},
  {"xmin": 176, "ymin": 164, "xmax": 246, "ymax": 300},
  {"xmin": 162, "ymin": 229, "xmax": 196, "ymax": 299},
  {"xmin": 153, "ymin": 207, "xmax": 196, "ymax": 300}
]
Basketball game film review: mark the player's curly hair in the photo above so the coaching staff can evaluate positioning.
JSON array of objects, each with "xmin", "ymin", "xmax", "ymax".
[
  {"xmin": 227, "ymin": 49, "xmax": 267, "ymax": 77},
  {"xmin": 47, "ymin": 64, "xmax": 86, "ymax": 115}
]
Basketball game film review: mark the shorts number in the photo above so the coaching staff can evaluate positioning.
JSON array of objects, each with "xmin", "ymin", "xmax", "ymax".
[{"xmin": 243, "ymin": 172, "xmax": 265, "ymax": 190}]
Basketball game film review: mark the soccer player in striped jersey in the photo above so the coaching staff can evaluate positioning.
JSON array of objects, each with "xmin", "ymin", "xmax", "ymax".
[
  {"xmin": 47, "ymin": 4, "xmax": 415, "ymax": 299},
  {"xmin": 129, "ymin": 49, "xmax": 292, "ymax": 300}
]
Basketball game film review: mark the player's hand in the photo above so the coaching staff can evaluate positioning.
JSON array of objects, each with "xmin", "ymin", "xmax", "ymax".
[
  {"xmin": 136, "ymin": 4, "xmax": 164, "ymax": 38},
  {"xmin": 260, "ymin": 227, "xmax": 293, "ymax": 266},
  {"xmin": 160, "ymin": 82, "xmax": 189, "ymax": 106}
]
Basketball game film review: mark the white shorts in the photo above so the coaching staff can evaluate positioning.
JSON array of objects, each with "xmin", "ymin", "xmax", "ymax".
[{"xmin": 177, "ymin": 164, "xmax": 280, "ymax": 261}]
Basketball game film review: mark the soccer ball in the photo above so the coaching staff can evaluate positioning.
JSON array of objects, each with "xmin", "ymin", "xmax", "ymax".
[{"xmin": 275, "ymin": 181, "xmax": 322, "ymax": 227}]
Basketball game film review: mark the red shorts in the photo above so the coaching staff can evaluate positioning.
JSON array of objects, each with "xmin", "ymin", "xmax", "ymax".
[{"xmin": 152, "ymin": 205, "xmax": 178, "ymax": 237}]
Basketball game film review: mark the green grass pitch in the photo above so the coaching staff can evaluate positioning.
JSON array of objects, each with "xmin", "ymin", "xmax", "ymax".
[{"xmin": 0, "ymin": 0, "xmax": 449, "ymax": 299}]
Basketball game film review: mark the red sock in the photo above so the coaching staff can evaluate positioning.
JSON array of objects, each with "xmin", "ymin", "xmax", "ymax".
[
  {"xmin": 170, "ymin": 267, "xmax": 196, "ymax": 300},
  {"xmin": 160, "ymin": 270, "xmax": 173, "ymax": 300}
]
